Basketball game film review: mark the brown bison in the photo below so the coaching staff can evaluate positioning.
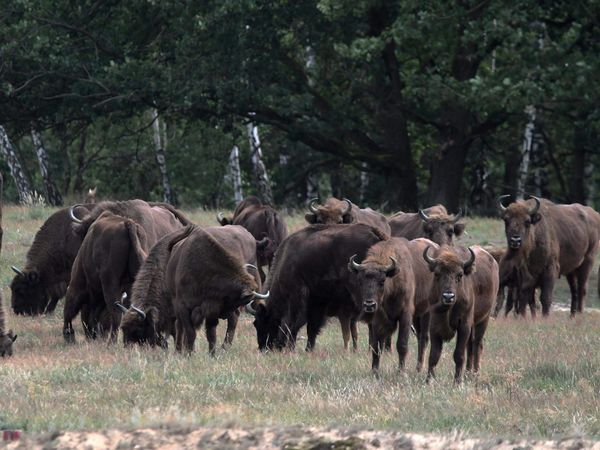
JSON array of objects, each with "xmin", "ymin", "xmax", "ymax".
[
  {"xmin": 217, "ymin": 196, "xmax": 288, "ymax": 281},
  {"xmin": 62, "ymin": 211, "xmax": 150, "ymax": 343},
  {"xmin": 120, "ymin": 225, "xmax": 265, "ymax": 354},
  {"xmin": 0, "ymin": 306, "xmax": 17, "ymax": 358},
  {"xmin": 10, "ymin": 204, "xmax": 95, "ymax": 315},
  {"xmin": 423, "ymin": 244, "xmax": 498, "ymax": 383},
  {"xmin": 347, "ymin": 237, "xmax": 435, "ymax": 374},
  {"xmin": 389, "ymin": 204, "xmax": 465, "ymax": 245},
  {"xmin": 248, "ymin": 223, "xmax": 388, "ymax": 352},
  {"xmin": 304, "ymin": 198, "xmax": 391, "ymax": 234},
  {"xmin": 499, "ymin": 195, "xmax": 600, "ymax": 316}
]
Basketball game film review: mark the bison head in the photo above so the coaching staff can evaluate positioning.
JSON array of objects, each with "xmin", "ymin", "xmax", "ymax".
[
  {"xmin": 348, "ymin": 254, "xmax": 398, "ymax": 315},
  {"xmin": 120, "ymin": 304, "xmax": 168, "ymax": 349},
  {"xmin": 304, "ymin": 198, "xmax": 353, "ymax": 225},
  {"xmin": 419, "ymin": 209, "xmax": 465, "ymax": 245},
  {"xmin": 423, "ymin": 245, "xmax": 475, "ymax": 307},
  {"xmin": 0, "ymin": 330, "xmax": 17, "ymax": 357},
  {"xmin": 498, "ymin": 195, "xmax": 541, "ymax": 251},
  {"xmin": 10, "ymin": 267, "xmax": 48, "ymax": 315}
]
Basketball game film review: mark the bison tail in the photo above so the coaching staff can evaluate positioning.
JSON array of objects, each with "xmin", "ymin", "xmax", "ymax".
[{"xmin": 125, "ymin": 221, "xmax": 149, "ymax": 277}]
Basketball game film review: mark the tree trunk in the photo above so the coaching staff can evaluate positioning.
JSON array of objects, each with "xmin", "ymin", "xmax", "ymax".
[
  {"xmin": 502, "ymin": 145, "xmax": 521, "ymax": 199},
  {"xmin": 72, "ymin": 129, "xmax": 87, "ymax": 195},
  {"xmin": 151, "ymin": 109, "xmax": 176, "ymax": 205},
  {"xmin": 247, "ymin": 123, "xmax": 274, "ymax": 205},
  {"xmin": 571, "ymin": 125, "xmax": 587, "ymax": 204},
  {"xmin": 229, "ymin": 145, "xmax": 243, "ymax": 203},
  {"xmin": 516, "ymin": 106, "xmax": 536, "ymax": 200},
  {"xmin": 0, "ymin": 125, "xmax": 34, "ymax": 204},
  {"xmin": 31, "ymin": 128, "xmax": 63, "ymax": 206},
  {"xmin": 359, "ymin": 162, "xmax": 369, "ymax": 204}
]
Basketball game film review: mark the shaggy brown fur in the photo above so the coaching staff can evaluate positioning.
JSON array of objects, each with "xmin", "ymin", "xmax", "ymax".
[
  {"xmin": 390, "ymin": 204, "xmax": 465, "ymax": 245},
  {"xmin": 304, "ymin": 198, "xmax": 391, "ymax": 234},
  {"xmin": 0, "ymin": 174, "xmax": 17, "ymax": 357}
]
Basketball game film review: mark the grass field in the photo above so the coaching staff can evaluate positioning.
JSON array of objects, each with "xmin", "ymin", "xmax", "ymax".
[{"xmin": 1, "ymin": 205, "xmax": 600, "ymax": 440}]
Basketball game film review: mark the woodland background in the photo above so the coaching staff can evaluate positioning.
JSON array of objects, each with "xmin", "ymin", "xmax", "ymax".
[{"xmin": 0, "ymin": 1, "xmax": 598, "ymax": 213}]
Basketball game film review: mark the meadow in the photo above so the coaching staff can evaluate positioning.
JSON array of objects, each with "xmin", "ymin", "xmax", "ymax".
[{"xmin": 1, "ymin": 205, "xmax": 599, "ymax": 440}]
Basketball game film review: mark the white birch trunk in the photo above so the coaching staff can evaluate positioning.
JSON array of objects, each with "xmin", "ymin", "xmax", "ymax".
[
  {"xmin": 229, "ymin": 145, "xmax": 243, "ymax": 203},
  {"xmin": 247, "ymin": 123, "xmax": 274, "ymax": 205},
  {"xmin": 517, "ymin": 106, "xmax": 536, "ymax": 200},
  {"xmin": 359, "ymin": 162, "xmax": 369, "ymax": 204},
  {"xmin": 0, "ymin": 125, "xmax": 33, "ymax": 204},
  {"xmin": 150, "ymin": 109, "xmax": 175, "ymax": 205},
  {"xmin": 31, "ymin": 128, "xmax": 63, "ymax": 206}
]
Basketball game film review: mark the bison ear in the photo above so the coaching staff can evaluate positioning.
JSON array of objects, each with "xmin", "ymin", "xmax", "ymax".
[
  {"xmin": 341, "ymin": 213, "xmax": 353, "ymax": 224},
  {"xmin": 304, "ymin": 213, "xmax": 318, "ymax": 224},
  {"xmin": 256, "ymin": 236, "xmax": 271, "ymax": 251},
  {"xmin": 28, "ymin": 271, "xmax": 39, "ymax": 283},
  {"xmin": 453, "ymin": 222, "xmax": 466, "ymax": 237},
  {"xmin": 530, "ymin": 213, "xmax": 541, "ymax": 224}
]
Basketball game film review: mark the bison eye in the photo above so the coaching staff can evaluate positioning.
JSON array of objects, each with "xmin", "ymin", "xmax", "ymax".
[
  {"xmin": 456, "ymin": 273, "xmax": 463, "ymax": 281},
  {"xmin": 524, "ymin": 220, "xmax": 531, "ymax": 227},
  {"xmin": 447, "ymin": 229, "xmax": 453, "ymax": 236}
]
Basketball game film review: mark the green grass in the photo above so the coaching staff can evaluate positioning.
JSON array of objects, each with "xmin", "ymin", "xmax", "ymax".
[{"xmin": 1, "ymin": 206, "xmax": 600, "ymax": 438}]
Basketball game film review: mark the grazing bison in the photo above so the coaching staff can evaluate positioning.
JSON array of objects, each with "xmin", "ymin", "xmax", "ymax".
[
  {"xmin": 62, "ymin": 212, "xmax": 150, "ymax": 343},
  {"xmin": 423, "ymin": 245, "xmax": 498, "ymax": 383},
  {"xmin": 120, "ymin": 225, "xmax": 265, "ymax": 354},
  {"xmin": 10, "ymin": 204, "xmax": 95, "ymax": 315},
  {"xmin": 248, "ymin": 223, "xmax": 388, "ymax": 352},
  {"xmin": 499, "ymin": 195, "xmax": 600, "ymax": 316},
  {"xmin": 389, "ymin": 204, "xmax": 465, "ymax": 245},
  {"xmin": 347, "ymin": 237, "xmax": 435, "ymax": 374},
  {"xmin": 304, "ymin": 198, "xmax": 391, "ymax": 234},
  {"xmin": 217, "ymin": 196, "xmax": 288, "ymax": 281}
]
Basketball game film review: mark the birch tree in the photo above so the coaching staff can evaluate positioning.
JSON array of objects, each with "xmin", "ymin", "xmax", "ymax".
[
  {"xmin": 228, "ymin": 145, "xmax": 243, "ymax": 203},
  {"xmin": 0, "ymin": 125, "xmax": 34, "ymax": 204},
  {"xmin": 247, "ymin": 122, "xmax": 273, "ymax": 205},
  {"xmin": 31, "ymin": 128, "xmax": 63, "ymax": 206},
  {"xmin": 150, "ymin": 109, "xmax": 176, "ymax": 205}
]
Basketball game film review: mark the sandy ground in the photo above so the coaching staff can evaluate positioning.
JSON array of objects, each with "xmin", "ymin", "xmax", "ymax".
[{"xmin": 3, "ymin": 426, "xmax": 600, "ymax": 450}]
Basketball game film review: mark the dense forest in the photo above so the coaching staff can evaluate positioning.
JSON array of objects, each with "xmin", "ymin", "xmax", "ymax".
[{"xmin": 0, "ymin": 1, "xmax": 598, "ymax": 214}]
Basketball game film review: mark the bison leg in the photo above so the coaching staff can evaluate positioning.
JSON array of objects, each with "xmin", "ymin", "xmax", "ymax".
[
  {"xmin": 492, "ymin": 287, "xmax": 504, "ymax": 318},
  {"xmin": 416, "ymin": 313, "xmax": 430, "ymax": 373},
  {"xmin": 396, "ymin": 312, "xmax": 412, "ymax": 372},
  {"xmin": 426, "ymin": 332, "xmax": 443, "ymax": 383},
  {"xmin": 567, "ymin": 273, "xmax": 578, "ymax": 316},
  {"xmin": 350, "ymin": 318, "xmax": 358, "ymax": 351},
  {"xmin": 504, "ymin": 286, "xmax": 515, "ymax": 317},
  {"xmin": 305, "ymin": 304, "xmax": 327, "ymax": 352},
  {"xmin": 339, "ymin": 315, "xmax": 351, "ymax": 351},
  {"xmin": 370, "ymin": 327, "xmax": 386, "ymax": 376},
  {"xmin": 516, "ymin": 287, "xmax": 533, "ymax": 317},
  {"xmin": 222, "ymin": 309, "xmax": 240, "ymax": 349},
  {"xmin": 63, "ymin": 290, "xmax": 88, "ymax": 344},
  {"xmin": 453, "ymin": 323, "xmax": 471, "ymax": 384},
  {"xmin": 539, "ymin": 271, "xmax": 557, "ymax": 317},
  {"xmin": 470, "ymin": 319, "xmax": 489, "ymax": 374},
  {"xmin": 176, "ymin": 310, "xmax": 196, "ymax": 353},
  {"xmin": 44, "ymin": 295, "xmax": 61, "ymax": 315},
  {"xmin": 205, "ymin": 317, "xmax": 219, "ymax": 356},
  {"xmin": 575, "ymin": 257, "xmax": 594, "ymax": 314}
]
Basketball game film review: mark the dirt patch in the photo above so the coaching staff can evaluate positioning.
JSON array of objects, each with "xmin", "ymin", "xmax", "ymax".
[{"xmin": 3, "ymin": 426, "xmax": 599, "ymax": 449}]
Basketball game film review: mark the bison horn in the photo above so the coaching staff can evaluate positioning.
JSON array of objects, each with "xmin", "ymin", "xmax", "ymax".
[
  {"xmin": 418, "ymin": 209, "xmax": 430, "ymax": 222},
  {"xmin": 463, "ymin": 247, "xmax": 476, "ymax": 271},
  {"xmin": 308, "ymin": 198, "xmax": 320, "ymax": 214},
  {"xmin": 11, "ymin": 266, "xmax": 25, "ymax": 277},
  {"xmin": 452, "ymin": 208, "xmax": 463, "ymax": 224},
  {"xmin": 497, "ymin": 195, "xmax": 511, "ymax": 212},
  {"xmin": 217, "ymin": 212, "xmax": 226, "ymax": 224},
  {"xmin": 527, "ymin": 195, "xmax": 541, "ymax": 215},
  {"xmin": 69, "ymin": 204, "xmax": 84, "ymax": 224},
  {"xmin": 245, "ymin": 302, "xmax": 257, "ymax": 316},
  {"xmin": 244, "ymin": 263, "xmax": 258, "ymax": 272},
  {"xmin": 348, "ymin": 254, "xmax": 362, "ymax": 273},
  {"xmin": 385, "ymin": 257, "xmax": 397, "ymax": 276},
  {"xmin": 131, "ymin": 305, "xmax": 146, "ymax": 320},
  {"xmin": 252, "ymin": 290, "xmax": 270, "ymax": 299},
  {"xmin": 114, "ymin": 302, "xmax": 129, "ymax": 314},
  {"xmin": 423, "ymin": 245, "xmax": 437, "ymax": 268},
  {"xmin": 342, "ymin": 198, "xmax": 352, "ymax": 215}
]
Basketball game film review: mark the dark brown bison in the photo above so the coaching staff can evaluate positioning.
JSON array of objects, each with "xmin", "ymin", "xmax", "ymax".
[
  {"xmin": 499, "ymin": 195, "xmax": 600, "ymax": 316},
  {"xmin": 389, "ymin": 204, "xmax": 465, "ymax": 245},
  {"xmin": 304, "ymin": 198, "xmax": 391, "ymax": 234},
  {"xmin": 423, "ymin": 244, "xmax": 498, "ymax": 383},
  {"xmin": 62, "ymin": 211, "xmax": 150, "ymax": 343},
  {"xmin": 248, "ymin": 223, "xmax": 388, "ymax": 352},
  {"xmin": 120, "ymin": 225, "xmax": 265, "ymax": 354},
  {"xmin": 347, "ymin": 237, "xmax": 436, "ymax": 374},
  {"xmin": 10, "ymin": 204, "xmax": 95, "ymax": 315},
  {"xmin": 217, "ymin": 196, "xmax": 288, "ymax": 281}
]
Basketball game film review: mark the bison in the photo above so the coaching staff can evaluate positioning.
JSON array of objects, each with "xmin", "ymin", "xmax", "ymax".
[
  {"xmin": 423, "ymin": 244, "xmax": 498, "ymax": 383},
  {"xmin": 248, "ymin": 223, "xmax": 388, "ymax": 352},
  {"xmin": 389, "ymin": 204, "xmax": 465, "ymax": 245},
  {"xmin": 217, "ymin": 196, "xmax": 288, "ymax": 281},
  {"xmin": 62, "ymin": 211, "xmax": 150, "ymax": 343},
  {"xmin": 10, "ymin": 204, "xmax": 95, "ymax": 315},
  {"xmin": 347, "ymin": 237, "xmax": 435, "ymax": 374},
  {"xmin": 0, "ymin": 306, "xmax": 17, "ymax": 357},
  {"xmin": 120, "ymin": 225, "xmax": 266, "ymax": 354},
  {"xmin": 499, "ymin": 195, "xmax": 600, "ymax": 316},
  {"xmin": 304, "ymin": 197, "xmax": 391, "ymax": 234}
]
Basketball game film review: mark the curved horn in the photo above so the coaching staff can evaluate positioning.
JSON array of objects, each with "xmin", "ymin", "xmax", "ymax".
[
  {"xmin": 69, "ymin": 204, "xmax": 84, "ymax": 224},
  {"xmin": 527, "ymin": 195, "xmax": 541, "ymax": 215},
  {"xmin": 342, "ymin": 198, "xmax": 352, "ymax": 215},
  {"xmin": 423, "ymin": 245, "xmax": 437, "ymax": 268},
  {"xmin": 463, "ymin": 247, "xmax": 476, "ymax": 271},
  {"xmin": 217, "ymin": 212, "xmax": 225, "ymax": 224},
  {"xmin": 114, "ymin": 302, "xmax": 129, "ymax": 314},
  {"xmin": 245, "ymin": 302, "xmax": 257, "ymax": 316},
  {"xmin": 385, "ymin": 257, "xmax": 397, "ymax": 276},
  {"xmin": 308, "ymin": 198, "xmax": 320, "ymax": 214},
  {"xmin": 497, "ymin": 195, "xmax": 511, "ymax": 212},
  {"xmin": 131, "ymin": 305, "xmax": 146, "ymax": 320},
  {"xmin": 244, "ymin": 263, "xmax": 258, "ymax": 272},
  {"xmin": 252, "ymin": 290, "xmax": 270, "ymax": 299},
  {"xmin": 451, "ymin": 208, "xmax": 463, "ymax": 224},
  {"xmin": 348, "ymin": 254, "xmax": 362, "ymax": 273},
  {"xmin": 11, "ymin": 266, "xmax": 25, "ymax": 277},
  {"xmin": 418, "ymin": 209, "xmax": 430, "ymax": 222}
]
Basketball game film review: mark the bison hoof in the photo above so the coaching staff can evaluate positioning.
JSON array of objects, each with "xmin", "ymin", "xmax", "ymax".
[{"xmin": 63, "ymin": 329, "xmax": 76, "ymax": 344}]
